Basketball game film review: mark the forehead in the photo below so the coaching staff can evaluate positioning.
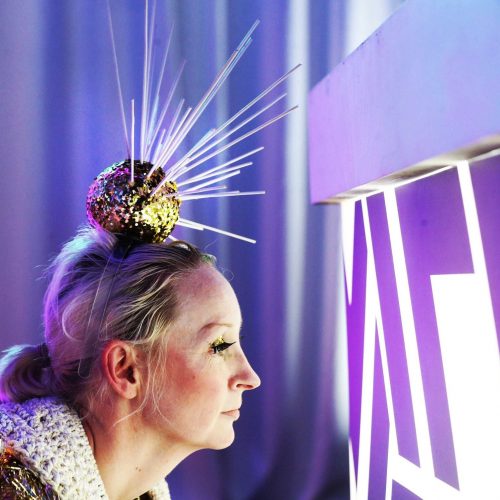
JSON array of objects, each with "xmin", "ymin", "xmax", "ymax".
[{"xmin": 173, "ymin": 265, "xmax": 241, "ymax": 331}]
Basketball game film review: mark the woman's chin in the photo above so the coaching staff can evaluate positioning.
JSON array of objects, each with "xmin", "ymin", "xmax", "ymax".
[{"xmin": 208, "ymin": 428, "xmax": 236, "ymax": 450}]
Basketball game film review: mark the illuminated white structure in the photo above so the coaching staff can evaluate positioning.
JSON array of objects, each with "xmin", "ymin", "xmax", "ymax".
[{"xmin": 308, "ymin": 0, "xmax": 500, "ymax": 497}]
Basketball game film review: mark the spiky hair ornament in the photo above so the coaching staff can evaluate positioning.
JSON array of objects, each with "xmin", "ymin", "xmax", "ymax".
[{"xmin": 86, "ymin": 3, "xmax": 299, "ymax": 244}]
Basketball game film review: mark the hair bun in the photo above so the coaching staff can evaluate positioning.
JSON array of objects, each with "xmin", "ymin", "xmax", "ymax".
[
  {"xmin": 0, "ymin": 344, "xmax": 55, "ymax": 403},
  {"xmin": 86, "ymin": 160, "xmax": 181, "ymax": 243}
]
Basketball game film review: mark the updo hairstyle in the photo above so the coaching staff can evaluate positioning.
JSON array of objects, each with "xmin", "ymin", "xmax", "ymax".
[{"xmin": 0, "ymin": 226, "xmax": 214, "ymax": 416}]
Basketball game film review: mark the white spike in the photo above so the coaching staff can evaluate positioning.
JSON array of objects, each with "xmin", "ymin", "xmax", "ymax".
[
  {"xmin": 144, "ymin": 0, "xmax": 157, "ymax": 156},
  {"xmin": 146, "ymin": 25, "xmax": 174, "ymax": 150},
  {"xmin": 172, "ymin": 92, "xmax": 286, "ymax": 174},
  {"xmin": 162, "ymin": 185, "xmax": 227, "ymax": 199},
  {"xmin": 208, "ymin": 63, "xmax": 301, "ymax": 139},
  {"xmin": 151, "ymin": 128, "xmax": 167, "ymax": 164},
  {"xmin": 176, "ymin": 185, "xmax": 228, "ymax": 197},
  {"xmin": 106, "ymin": 0, "xmax": 130, "ymax": 156},
  {"xmin": 177, "ymin": 162, "xmax": 252, "ymax": 187},
  {"xmin": 145, "ymin": 60, "xmax": 186, "ymax": 161},
  {"xmin": 140, "ymin": 0, "xmax": 148, "ymax": 162},
  {"xmin": 166, "ymin": 63, "xmax": 301, "ymax": 173},
  {"xmin": 177, "ymin": 218, "xmax": 204, "ymax": 229},
  {"xmin": 177, "ymin": 217, "xmax": 257, "ymax": 243},
  {"xmin": 155, "ymin": 105, "xmax": 192, "ymax": 166},
  {"xmin": 181, "ymin": 170, "xmax": 241, "ymax": 193},
  {"xmin": 153, "ymin": 22, "xmax": 259, "ymax": 169},
  {"xmin": 175, "ymin": 146, "xmax": 263, "ymax": 183},
  {"xmin": 162, "ymin": 128, "xmax": 218, "ymax": 178},
  {"xmin": 131, "ymin": 99, "xmax": 135, "ymax": 183},
  {"xmin": 148, "ymin": 98, "xmax": 185, "ymax": 176},
  {"xmin": 166, "ymin": 105, "xmax": 297, "ymax": 182},
  {"xmin": 166, "ymin": 93, "xmax": 284, "ymax": 180},
  {"xmin": 180, "ymin": 190, "xmax": 265, "ymax": 201}
]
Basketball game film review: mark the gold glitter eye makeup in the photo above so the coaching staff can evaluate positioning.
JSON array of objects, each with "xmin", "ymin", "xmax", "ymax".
[{"xmin": 210, "ymin": 336, "xmax": 237, "ymax": 355}]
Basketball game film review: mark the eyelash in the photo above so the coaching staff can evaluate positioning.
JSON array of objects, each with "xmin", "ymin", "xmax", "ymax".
[{"xmin": 210, "ymin": 336, "xmax": 237, "ymax": 355}]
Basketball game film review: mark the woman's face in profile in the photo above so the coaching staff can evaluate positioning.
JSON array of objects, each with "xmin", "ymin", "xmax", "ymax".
[{"xmin": 150, "ymin": 264, "xmax": 261, "ymax": 452}]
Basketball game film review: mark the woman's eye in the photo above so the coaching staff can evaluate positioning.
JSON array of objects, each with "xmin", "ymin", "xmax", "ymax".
[{"xmin": 210, "ymin": 336, "xmax": 236, "ymax": 355}]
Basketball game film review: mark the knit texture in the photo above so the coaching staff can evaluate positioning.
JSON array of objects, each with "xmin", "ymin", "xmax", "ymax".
[{"xmin": 0, "ymin": 398, "xmax": 171, "ymax": 499}]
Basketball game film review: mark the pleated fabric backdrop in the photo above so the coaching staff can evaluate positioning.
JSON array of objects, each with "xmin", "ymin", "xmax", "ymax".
[{"xmin": 0, "ymin": 1, "xmax": 401, "ymax": 498}]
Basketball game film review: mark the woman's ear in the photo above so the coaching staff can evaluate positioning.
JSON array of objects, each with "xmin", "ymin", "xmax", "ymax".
[{"xmin": 101, "ymin": 340, "xmax": 141, "ymax": 399}]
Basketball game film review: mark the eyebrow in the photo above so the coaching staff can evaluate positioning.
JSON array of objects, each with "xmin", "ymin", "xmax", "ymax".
[{"xmin": 199, "ymin": 321, "xmax": 243, "ymax": 337}]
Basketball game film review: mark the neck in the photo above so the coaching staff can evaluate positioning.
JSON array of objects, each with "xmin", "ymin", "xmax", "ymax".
[{"xmin": 82, "ymin": 405, "xmax": 192, "ymax": 500}]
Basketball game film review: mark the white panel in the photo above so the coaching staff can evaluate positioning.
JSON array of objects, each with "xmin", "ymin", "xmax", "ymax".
[
  {"xmin": 355, "ymin": 201, "xmax": 378, "ymax": 499},
  {"xmin": 432, "ymin": 273, "xmax": 500, "ymax": 495},
  {"xmin": 384, "ymin": 188, "xmax": 434, "ymax": 474},
  {"xmin": 393, "ymin": 456, "xmax": 461, "ymax": 499},
  {"xmin": 342, "ymin": 200, "xmax": 356, "ymax": 305}
]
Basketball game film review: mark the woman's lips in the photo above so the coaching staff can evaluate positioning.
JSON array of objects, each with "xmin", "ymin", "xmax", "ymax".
[{"xmin": 222, "ymin": 409, "xmax": 240, "ymax": 419}]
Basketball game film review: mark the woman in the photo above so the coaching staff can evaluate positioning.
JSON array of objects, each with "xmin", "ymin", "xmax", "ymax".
[{"xmin": 0, "ymin": 226, "xmax": 260, "ymax": 499}]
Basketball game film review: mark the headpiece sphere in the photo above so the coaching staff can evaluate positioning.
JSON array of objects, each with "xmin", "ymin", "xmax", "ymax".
[{"xmin": 86, "ymin": 160, "xmax": 181, "ymax": 243}]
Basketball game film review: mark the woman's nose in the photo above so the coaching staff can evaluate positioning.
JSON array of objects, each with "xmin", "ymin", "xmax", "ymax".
[{"xmin": 231, "ymin": 352, "xmax": 261, "ymax": 391}]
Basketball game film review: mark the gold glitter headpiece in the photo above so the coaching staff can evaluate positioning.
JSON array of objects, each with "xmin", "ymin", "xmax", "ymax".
[{"xmin": 86, "ymin": 5, "xmax": 299, "ymax": 244}]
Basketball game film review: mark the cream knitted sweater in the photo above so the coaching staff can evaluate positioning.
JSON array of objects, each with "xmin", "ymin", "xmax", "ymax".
[{"xmin": 0, "ymin": 397, "xmax": 171, "ymax": 499}]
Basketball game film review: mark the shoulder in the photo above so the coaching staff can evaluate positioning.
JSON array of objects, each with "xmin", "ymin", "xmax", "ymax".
[
  {"xmin": 146, "ymin": 479, "xmax": 172, "ymax": 499},
  {"xmin": 0, "ymin": 449, "xmax": 58, "ymax": 499},
  {"xmin": 0, "ymin": 398, "xmax": 107, "ymax": 499}
]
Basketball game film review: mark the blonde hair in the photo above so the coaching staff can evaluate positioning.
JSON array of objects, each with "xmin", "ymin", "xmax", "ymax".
[{"xmin": 0, "ymin": 226, "xmax": 213, "ymax": 416}]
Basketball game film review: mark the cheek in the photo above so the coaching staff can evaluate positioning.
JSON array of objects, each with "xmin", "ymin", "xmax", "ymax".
[{"xmin": 163, "ymin": 355, "xmax": 227, "ymax": 412}]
